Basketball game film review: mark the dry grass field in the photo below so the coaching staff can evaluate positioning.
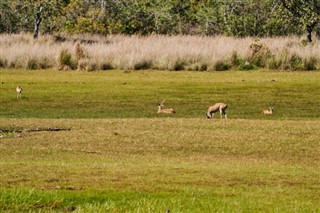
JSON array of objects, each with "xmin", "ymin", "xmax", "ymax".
[
  {"xmin": 0, "ymin": 34, "xmax": 319, "ymax": 71},
  {"xmin": 0, "ymin": 69, "xmax": 319, "ymax": 212}
]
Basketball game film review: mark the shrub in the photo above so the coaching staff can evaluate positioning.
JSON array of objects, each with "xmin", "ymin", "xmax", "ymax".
[
  {"xmin": 186, "ymin": 62, "xmax": 207, "ymax": 71},
  {"xmin": 133, "ymin": 60, "xmax": 152, "ymax": 70},
  {"xmin": 267, "ymin": 56, "xmax": 281, "ymax": 70},
  {"xmin": 26, "ymin": 59, "xmax": 38, "ymax": 70},
  {"xmin": 171, "ymin": 59, "xmax": 186, "ymax": 71},
  {"xmin": 38, "ymin": 57, "xmax": 52, "ymax": 69},
  {"xmin": 86, "ymin": 62, "xmax": 99, "ymax": 71},
  {"xmin": 100, "ymin": 62, "xmax": 113, "ymax": 70},
  {"xmin": 213, "ymin": 60, "xmax": 230, "ymax": 71},
  {"xmin": 288, "ymin": 53, "xmax": 303, "ymax": 70},
  {"xmin": 248, "ymin": 40, "xmax": 273, "ymax": 68},
  {"xmin": 75, "ymin": 43, "xmax": 88, "ymax": 60},
  {"xmin": 239, "ymin": 61, "xmax": 254, "ymax": 70},
  {"xmin": 59, "ymin": 49, "xmax": 76, "ymax": 69},
  {"xmin": 78, "ymin": 59, "xmax": 99, "ymax": 71},
  {"xmin": 0, "ymin": 58, "xmax": 7, "ymax": 67},
  {"xmin": 77, "ymin": 59, "xmax": 88, "ymax": 71},
  {"xmin": 230, "ymin": 51, "xmax": 242, "ymax": 68},
  {"xmin": 303, "ymin": 57, "xmax": 317, "ymax": 71}
]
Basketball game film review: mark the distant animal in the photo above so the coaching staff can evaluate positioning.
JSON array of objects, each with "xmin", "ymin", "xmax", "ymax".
[
  {"xmin": 16, "ymin": 86, "xmax": 22, "ymax": 99},
  {"xmin": 261, "ymin": 107, "xmax": 273, "ymax": 115},
  {"xmin": 157, "ymin": 100, "xmax": 176, "ymax": 114},
  {"xmin": 206, "ymin": 102, "xmax": 228, "ymax": 119}
]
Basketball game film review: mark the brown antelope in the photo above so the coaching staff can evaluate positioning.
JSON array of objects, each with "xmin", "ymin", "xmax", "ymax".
[
  {"xmin": 261, "ymin": 107, "xmax": 273, "ymax": 115},
  {"xmin": 16, "ymin": 86, "xmax": 22, "ymax": 99},
  {"xmin": 206, "ymin": 102, "xmax": 227, "ymax": 119},
  {"xmin": 157, "ymin": 100, "xmax": 176, "ymax": 114}
]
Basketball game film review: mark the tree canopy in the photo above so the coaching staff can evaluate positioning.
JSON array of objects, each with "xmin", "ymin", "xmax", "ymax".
[{"xmin": 1, "ymin": 0, "xmax": 319, "ymax": 40}]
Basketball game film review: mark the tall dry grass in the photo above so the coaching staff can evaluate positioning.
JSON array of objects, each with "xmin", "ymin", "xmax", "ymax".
[{"xmin": 0, "ymin": 33, "xmax": 319, "ymax": 71}]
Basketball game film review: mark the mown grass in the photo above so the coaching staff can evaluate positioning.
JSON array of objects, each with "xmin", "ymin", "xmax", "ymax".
[
  {"xmin": 0, "ymin": 69, "xmax": 320, "ymax": 212},
  {"xmin": 1, "ymin": 69, "xmax": 320, "ymax": 119}
]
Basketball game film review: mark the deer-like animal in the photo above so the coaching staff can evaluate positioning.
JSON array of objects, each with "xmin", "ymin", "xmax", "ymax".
[
  {"xmin": 261, "ymin": 107, "xmax": 273, "ymax": 115},
  {"xmin": 157, "ymin": 100, "xmax": 176, "ymax": 114},
  {"xmin": 16, "ymin": 86, "xmax": 22, "ymax": 99},
  {"xmin": 206, "ymin": 102, "xmax": 227, "ymax": 119}
]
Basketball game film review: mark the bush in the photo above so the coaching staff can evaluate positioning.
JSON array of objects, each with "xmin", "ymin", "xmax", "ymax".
[
  {"xmin": 249, "ymin": 40, "xmax": 271, "ymax": 68},
  {"xmin": 267, "ymin": 56, "xmax": 281, "ymax": 70},
  {"xmin": 230, "ymin": 51, "xmax": 242, "ymax": 68},
  {"xmin": 303, "ymin": 57, "xmax": 317, "ymax": 71},
  {"xmin": 213, "ymin": 60, "xmax": 230, "ymax": 71},
  {"xmin": 78, "ymin": 59, "xmax": 99, "ymax": 71},
  {"xmin": 239, "ymin": 61, "xmax": 255, "ymax": 70},
  {"xmin": 0, "ymin": 58, "xmax": 7, "ymax": 67},
  {"xmin": 59, "ymin": 49, "xmax": 76, "ymax": 69},
  {"xmin": 133, "ymin": 60, "xmax": 152, "ymax": 70},
  {"xmin": 26, "ymin": 59, "xmax": 38, "ymax": 70},
  {"xmin": 38, "ymin": 57, "xmax": 52, "ymax": 69},
  {"xmin": 75, "ymin": 43, "xmax": 88, "ymax": 60},
  {"xmin": 171, "ymin": 59, "xmax": 186, "ymax": 71},
  {"xmin": 288, "ymin": 53, "xmax": 303, "ymax": 70},
  {"xmin": 100, "ymin": 62, "xmax": 113, "ymax": 70}
]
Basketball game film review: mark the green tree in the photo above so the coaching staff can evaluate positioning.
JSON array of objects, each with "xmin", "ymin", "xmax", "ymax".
[
  {"xmin": 277, "ymin": 0, "xmax": 320, "ymax": 42},
  {"xmin": 0, "ymin": 0, "xmax": 18, "ymax": 33},
  {"xmin": 10, "ymin": 0, "xmax": 65, "ymax": 38}
]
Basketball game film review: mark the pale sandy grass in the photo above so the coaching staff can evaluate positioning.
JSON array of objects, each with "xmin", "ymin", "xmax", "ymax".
[{"xmin": 0, "ymin": 33, "xmax": 319, "ymax": 70}]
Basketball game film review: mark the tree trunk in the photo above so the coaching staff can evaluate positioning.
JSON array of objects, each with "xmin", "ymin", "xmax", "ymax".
[
  {"xmin": 316, "ymin": 28, "xmax": 320, "ymax": 39},
  {"xmin": 33, "ymin": 6, "xmax": 43, "ymax": 39},
  {"xmin": 306, "ymin": 21, "xmax": 318, "ymax": 42},
  {"xmin": 307, "ymin": 25, "xmax": 313, "ymax": 42}
]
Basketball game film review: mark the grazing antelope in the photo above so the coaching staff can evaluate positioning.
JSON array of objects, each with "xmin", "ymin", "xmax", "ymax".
[
  {"xmin": 206, "ymin": 102, "xmax": 227, "ymax": 119},
  {"xmin": 261, "ymin": 107, "xmax": 273, "ymax": 115},
  {"xmin": 16, "ymin": 86, "xmax": 22, "ymax": 99},
  {"xmin": 157, "ymin": 100, "xmax": 176, "ymax": 114}
]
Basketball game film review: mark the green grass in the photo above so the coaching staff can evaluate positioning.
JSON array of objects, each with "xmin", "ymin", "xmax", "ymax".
[
  {"xmin": 0, "ymin": 69, "xmax": 320, "ymax": 212},
  {"xmin": 1, "ymin": 69, "xmax": 320, "ymax": 119}
]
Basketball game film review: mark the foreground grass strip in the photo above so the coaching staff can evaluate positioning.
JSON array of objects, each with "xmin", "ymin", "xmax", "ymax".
[{"xmin": 1, "ymin": 118, "xmax": 319, "ymax": 212}]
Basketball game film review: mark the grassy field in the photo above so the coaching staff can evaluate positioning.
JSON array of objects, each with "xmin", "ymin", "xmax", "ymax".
[{"xmin": 0, "ymin": 69, "xmax": 320, "ymax": 212}]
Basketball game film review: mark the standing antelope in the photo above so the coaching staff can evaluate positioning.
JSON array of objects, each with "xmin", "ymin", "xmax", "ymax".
[
  {"xmin": 16, "ymin": 86, "xmax": 23, "ymax": 99},
  {"xmin": 157, "ymin": 100, "xmax": 176, "ymax": 114},
  {"xmin": 261, "ymin": 107, "xmax": 273, "ymax": 115},
  {"xmin": 206, "ymin": 102, "xmax": 228, "ymax": 119}
]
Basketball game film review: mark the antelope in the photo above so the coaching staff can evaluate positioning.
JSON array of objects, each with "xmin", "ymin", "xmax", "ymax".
[
  {"xmin": 261, "ymin": 107, "xmax": 273, "ymax": 115},
  {"xmin": 16, "ymin": 86, "xmax": 22, "ymax": 99},
  {"xmin": 206, "ymin": 102, "xmax": 227, "ymax": 119},
  {"xmin": 157, "ymin": 100, "xmax": 176, "ymax": 114}
]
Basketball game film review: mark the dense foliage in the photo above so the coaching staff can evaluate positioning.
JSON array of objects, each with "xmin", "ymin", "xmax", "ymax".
[{"xmin": 1, "ymin": 0, "xmax": 319, "ymax": 39}]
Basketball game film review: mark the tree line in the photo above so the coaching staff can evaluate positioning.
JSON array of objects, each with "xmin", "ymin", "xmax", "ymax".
[{"xmin": 1, "ymin": 0, "xmax": 319, "ymax": 41}]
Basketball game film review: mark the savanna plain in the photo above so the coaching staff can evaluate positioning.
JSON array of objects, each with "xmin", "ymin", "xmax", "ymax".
[{"xmin": 0, "ymin": 69, "xmax": 320, "ymax": 212}]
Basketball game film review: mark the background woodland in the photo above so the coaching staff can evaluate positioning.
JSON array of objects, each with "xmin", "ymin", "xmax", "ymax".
[{"xmin": 1, "ymin": 0, "xmax": 320, "ymax": 41}]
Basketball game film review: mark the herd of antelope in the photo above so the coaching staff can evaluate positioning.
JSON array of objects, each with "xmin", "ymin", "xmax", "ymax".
[
  {"xmin": 15, "ymin": 86, "xmax": 273, "ymax": 118},
  {"xmin": 157, "ymin": 99, "xmax": 273, "ymax": 118}
]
